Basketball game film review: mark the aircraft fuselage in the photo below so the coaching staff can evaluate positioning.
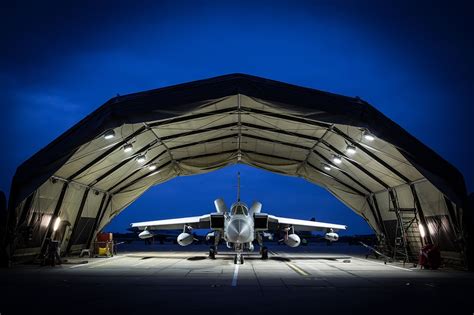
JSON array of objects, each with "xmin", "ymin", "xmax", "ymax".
[
  {"xmin": 223, "ymin": 202, "xmax": 254, "ymax": 246},
  {"xmin": 225, "ymin": 214, "xmax": 254, "ymax": 244}
]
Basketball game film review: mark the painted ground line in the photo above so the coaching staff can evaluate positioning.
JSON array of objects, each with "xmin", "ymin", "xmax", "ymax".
[
  {"xmin": 132, "ymin": 258, "xmax": 154, "ymax": 267},
  {"xmin": 232, "ymin": 264, "xmax": 240, "ymax": 287},
  {"xmin": 353, "ymin": 257, "xmax": 413, "ymax": 271},
  {"xmin": 69, "ymin": 255, "xmax": 121, "ymax": 269},
  {"xmin": 286, "ymin": 262, "xmax": 310, "ymax": 276}
]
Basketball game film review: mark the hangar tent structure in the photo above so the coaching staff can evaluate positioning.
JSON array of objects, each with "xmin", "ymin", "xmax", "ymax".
[{"xmin": 3, "ymin": 73, "xmax": 471, "ymax": 267}]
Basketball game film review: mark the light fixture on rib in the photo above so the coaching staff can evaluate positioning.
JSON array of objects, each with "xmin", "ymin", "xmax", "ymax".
[
  {"xmin": 136, "ymin": 154, "xmax": 146, "ymax": 163},
  {"xmin": 104, "ymin": 130, "xmax": 115, "ymax": 140},
  {"xmin": 123, "ymin": 143, "xmax": 133, "ymax": 153},
  {"xmin": 346, "ymin": 144, "xmax": 356, "ymax": 155},
  {"xmin": 363, "ymin": 130, "xmax": 375, "ymax": 141},
  {"xmin": 332, "ymin": 155, "xmax": 342, "ymax": 165}
]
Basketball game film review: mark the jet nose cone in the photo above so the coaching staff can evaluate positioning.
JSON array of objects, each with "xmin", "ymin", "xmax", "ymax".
[
  {"xmin": 228, "ymin": 219, "xmax": 251, "ymax": 243},
  {"xmin": 236, "ymin": 226, "xmax": 249, "ymax": 240}
]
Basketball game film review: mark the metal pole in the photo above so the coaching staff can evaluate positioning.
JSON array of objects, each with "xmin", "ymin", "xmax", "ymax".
[
  {"xmin": 86, "ymin": 194, "xmax": 112, "ymax": 250},
  {"xmin": 66, "ymin": 188, "xmax": 90, "ymax": 254}
]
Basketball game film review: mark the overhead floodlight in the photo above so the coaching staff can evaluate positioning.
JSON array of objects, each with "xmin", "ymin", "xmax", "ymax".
[
  {"xmin": 323, "ymin": 164, "xmax": 332, "ymax": 171},
  {"xmin": 53, "ymin": 217, "xmax": 61, "ymax": 232},
  {"xmin": 104, "ymin": 130, "xmax": 115, "ymax": 140},
  {"xmin": 363, "ymin": 130, "xmax": 375, "ymax": 141},
  {"xmin": 148, "ymin": 164, "xmax": 157, "ymax": 171},
  {"xmin": 419, "ymin": 223, "xmax": 426, "ymax": 238},
  {"xmin": 123, "ymin": 143, "xmax": 133, "ymax": 153},
  {"xmin": 332, "ymin": 155, "xmax": 342, "ymax": 165},
  {"xmin": 346, "ymin": 144, "xmax": 356, "ymax": 155},
  {"xmin": 136, "ymin": 155, "xmax": 146, "ymax": 163}
]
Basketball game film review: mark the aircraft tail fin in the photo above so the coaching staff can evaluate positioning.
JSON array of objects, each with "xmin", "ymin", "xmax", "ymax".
[{"xmin": 237, "ymin": 172, "xmax": 241, "ymax": 202}]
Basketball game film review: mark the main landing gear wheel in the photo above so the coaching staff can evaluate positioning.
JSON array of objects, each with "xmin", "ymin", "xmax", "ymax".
[
  {"xmin": 261, "ymin": 246, "xmax": 268, "ymax": 260},
  {"xmin": 209, "ymin": 246, "xmax": 216, "ymax": 259}
]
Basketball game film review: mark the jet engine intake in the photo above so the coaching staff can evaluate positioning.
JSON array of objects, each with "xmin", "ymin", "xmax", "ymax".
[
  {"xmin": 284, "ymin": 233, "xmax": 301, "ymax": 247},
  {"xmin": 324, "ymin": 232, "xmax": 339, "ymax": 242},
  {"xmin": 210, "ymin": 214, "xmax": 225, "ymax": 230},
  {"xmin": 254, "ymin": 213, "xmax": 268, "ymax": 230},
  {"xmin": 177, "ymin": 232, "xmax": 193, "ymax": 246}
]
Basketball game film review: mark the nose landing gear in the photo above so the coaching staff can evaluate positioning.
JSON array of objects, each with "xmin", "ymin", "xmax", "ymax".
[{"xmin": 234, "ymin": 252, "xmax": 244, "ymax": 264}]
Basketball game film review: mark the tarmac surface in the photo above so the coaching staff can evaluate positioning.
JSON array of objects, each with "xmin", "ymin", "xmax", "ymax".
[{"xmin": 2, "ymin": 243, "xmax": 474, "ymax": 314}]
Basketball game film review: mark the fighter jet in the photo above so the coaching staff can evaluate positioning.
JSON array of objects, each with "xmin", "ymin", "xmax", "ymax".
[{"xmin": 130, "ymin": 173, "xmax": 346, "ymax": 264}]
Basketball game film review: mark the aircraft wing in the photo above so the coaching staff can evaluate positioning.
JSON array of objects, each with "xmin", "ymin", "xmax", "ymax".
[
  {"xmin": 267, "ymin": 215, "xmax": 346, "ymax": 232},
  {"xmin": 130, "ymin": 214, "xmax": 211, "ymax": 230}
]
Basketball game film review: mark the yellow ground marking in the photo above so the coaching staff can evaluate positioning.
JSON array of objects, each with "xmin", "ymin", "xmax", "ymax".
[{"xmin": 286, "ymin": 262, "xmax": 310, "ymax": 276}]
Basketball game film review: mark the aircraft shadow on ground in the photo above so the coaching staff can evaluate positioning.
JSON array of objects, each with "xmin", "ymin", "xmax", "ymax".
[
  {"xmin": 187, "ymin": 256, "xmax": 207, "ymax": 261},
  {"xmin": 126, "ymin": 253, "xmax": 350, "ymax": 262},
  {"xmin": 184, "ymin": 255, "xmax": 292, "ymax": 262},
  {"xmin": 184, "ymin": 256, "xmax": 346, "ymax": 262}
]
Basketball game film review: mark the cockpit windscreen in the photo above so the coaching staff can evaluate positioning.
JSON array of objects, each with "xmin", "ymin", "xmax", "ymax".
[{"xmin": 231, "ymin": 204, "xmax": 249, "ymax": 215}]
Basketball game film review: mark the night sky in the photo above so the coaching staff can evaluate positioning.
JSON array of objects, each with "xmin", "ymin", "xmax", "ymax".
[{"xmin": 1, "ymin": 1, "xmax": 473, "ymax": 235}]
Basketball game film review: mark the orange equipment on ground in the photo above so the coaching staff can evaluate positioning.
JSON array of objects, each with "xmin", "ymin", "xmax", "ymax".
[{"xmin": 94, "ymin": 232, "xmax": 114, "ymax": 257}]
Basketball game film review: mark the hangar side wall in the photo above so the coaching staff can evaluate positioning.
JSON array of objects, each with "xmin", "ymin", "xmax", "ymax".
[{"xmin": 372, "ymin": 180, "xmax": 464, "ymax": 263}]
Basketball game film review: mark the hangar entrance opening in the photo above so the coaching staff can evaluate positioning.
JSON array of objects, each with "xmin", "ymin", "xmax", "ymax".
[
  {"xmin": 102, "ymin": 164, "xmax": 372, "ymax": 235},
  {"xmin": 5, "ymin": 74, "xmax": 468, "ymax": 267}
]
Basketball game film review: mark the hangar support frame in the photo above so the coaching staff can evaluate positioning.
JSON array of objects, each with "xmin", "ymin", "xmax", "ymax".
[{"xmin": 4, "ymin": 74, "xmax": 468, "ymax": 268}]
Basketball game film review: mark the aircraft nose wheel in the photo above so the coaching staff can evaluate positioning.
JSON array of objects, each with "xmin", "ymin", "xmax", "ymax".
[
  {"xmin": 234, "ymin": 253, "xmax": 244, "ymax": 264},
  {"xmin": 261, "ymin": 246, "xmax": 268, "ymax": 260}
]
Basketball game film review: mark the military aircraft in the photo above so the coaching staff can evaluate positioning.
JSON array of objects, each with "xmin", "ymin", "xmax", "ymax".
[{"xmin": 131, "ymin": 173, "xmax": 346, "ymax": 264}]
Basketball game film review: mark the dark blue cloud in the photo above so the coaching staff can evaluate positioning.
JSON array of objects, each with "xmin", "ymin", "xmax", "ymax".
[{"xmin": 1, "ymin": 0, "xmax": 472, "ymax": 233}]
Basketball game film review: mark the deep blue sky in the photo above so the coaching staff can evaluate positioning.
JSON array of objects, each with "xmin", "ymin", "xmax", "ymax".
[{"xmin": 1, "ymin": 1, "xmax": 472, "ymax": 234}]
